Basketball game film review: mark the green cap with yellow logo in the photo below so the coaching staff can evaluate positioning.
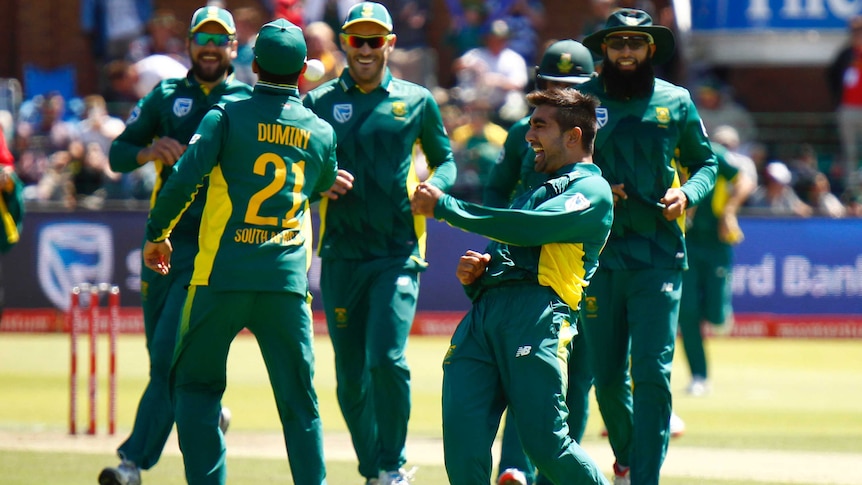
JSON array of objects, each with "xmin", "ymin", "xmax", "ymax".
[
  {"xmin": 341, "ymin": 2, "xmax": 394, "ymax": 32},
  {"xmin": 189, "ymin": 6, "xmax": 236, "ymax": 35},
  {"xmin": 536, "ymin": 40, "xmax": 595, "ymax": 85}
]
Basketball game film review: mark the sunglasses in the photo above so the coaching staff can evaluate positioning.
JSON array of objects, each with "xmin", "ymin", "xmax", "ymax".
[
  {"xmin": 190, "ymin": 32, "xmax": 234, "ymax": 47},
  {"xmin": 604, "ymin": 36, "xmax": 651, "ymax": 51},
  {"xmin": 341, "ymin": 34, "xmax": 393, "ymax": 49}
]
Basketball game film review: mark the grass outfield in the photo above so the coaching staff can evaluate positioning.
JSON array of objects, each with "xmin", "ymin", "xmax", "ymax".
[{"xmin": 1, "ymin": 333, "xmax": 860, "ymax": 484}]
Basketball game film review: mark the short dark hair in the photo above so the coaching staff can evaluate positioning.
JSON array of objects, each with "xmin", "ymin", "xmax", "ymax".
[
  {"xmin": 255, "ymin": 64, "xmax": 302, "ymax": 85},
  {"xmin": 525, "ymin": 88, "xmax": 599, "ymax": 153}
]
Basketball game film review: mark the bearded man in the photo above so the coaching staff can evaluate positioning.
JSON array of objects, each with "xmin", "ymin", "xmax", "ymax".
[{"xmin": 576, "ymin": 8, "xmax": 718, "ymax": 485}]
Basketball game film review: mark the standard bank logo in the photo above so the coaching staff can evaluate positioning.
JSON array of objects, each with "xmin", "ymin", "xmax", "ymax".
[
  {"xmin": 38, "ymin": 223, "xmax": 114, "ymax": 310},
  {"xmin": 333, "ymin": 104, "xmax": 352, "ymax": 123}
]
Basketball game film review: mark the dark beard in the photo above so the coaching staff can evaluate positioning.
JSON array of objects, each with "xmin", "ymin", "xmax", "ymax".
[
  {"xmin": 191, "ymin": 62, "xmax": 230, "ymax": 83},
  {"xmin": 601, "ymin": 58, "xmax": 655, "ymax": 100}
]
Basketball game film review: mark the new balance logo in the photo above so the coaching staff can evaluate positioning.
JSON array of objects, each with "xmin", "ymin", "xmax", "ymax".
[
  {"xmin": 515, "ymin": 346, "xmax": 532, "ymax": 357},
  {"xmin": 660, "ymin": 282, "xmax": 675, "ymax": 293}
]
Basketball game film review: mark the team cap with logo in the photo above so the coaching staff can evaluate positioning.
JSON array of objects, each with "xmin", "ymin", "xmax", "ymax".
[
  {"xmin": 189, "ymin": 6, "xmax": 237, "ymax": 35},
  {"xmin": 341, "ymin": 2, "xmax": 394, "ymax": 32}
]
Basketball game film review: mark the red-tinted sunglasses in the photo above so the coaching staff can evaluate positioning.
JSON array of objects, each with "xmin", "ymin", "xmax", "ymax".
[{"xmin": 340, "ymin": 33, "xmax": 393, "ymax": 49}]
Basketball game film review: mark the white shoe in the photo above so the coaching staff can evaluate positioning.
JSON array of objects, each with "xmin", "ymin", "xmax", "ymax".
[
  {"xmin": 686, "ymin": 377, "xmax": 710, "ymax": 397},
  {"xmin": 219, "ymin": 407, "xmax": 231, "ymax": 434},
  {"xmin": 612, "ymin": 462, "xmax": 630, "ymax": 485},
  {"xmin": 98, "ymin": 460, "xmax": 141, "ymax": 485},
  {"xmin": 670, "ymin": 411, "xmax": 686, "ymax": 438},
  {"xmin": 378, "ymin": 466, "xmax": 417, "ymax": 485},
  {"xmin": 498, "ymin": 468, "xmax": 528, "ymax": 485}
]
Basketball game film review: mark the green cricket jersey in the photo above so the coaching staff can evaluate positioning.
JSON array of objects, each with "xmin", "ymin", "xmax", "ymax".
[
  {"xmin": 111, "ymin": 70, "xmax": 253, "ymax": 237},
  {"xmin": 435, "ymin": 163, "xmax": 613, "ymax": 310},
  {"xmin": 686, "ymin": 143, "xmax": 741, "ymax": 249},
  {"xmin": 577, "ymin": 77, "xmax": 717, "ymax": 270},
  {"xmin": 145, "ymin": 82, "xmax": 338, "ymax": 295},
  {"xmin": 303, "ymin": 68, "xmax": 457, "ymax": 262}
]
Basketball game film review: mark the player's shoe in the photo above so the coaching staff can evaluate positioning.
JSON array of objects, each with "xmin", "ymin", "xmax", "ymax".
[
  {"xmin": 498, "ymin": 467, "xmax": 528, "ymax": 485},
  {"xmin": 612, "ymin": 462, "xmax": 630, "ymax": 485},
  {"xmin": 98, "ymin": 460, "xmax": 141, "ymax": 485},
  {"xmin": 219, "ymin": 406, "xmax": 231, "ymax": 434},
  {"xmin": 686, "ymin": 376, "xmax": 711, "ymax": 397},
  {"xmin": 378, "ymin": 466, "xmax": 417, "ymax": 485},
  {"xmin": 670, "ymin": 411, "xmax": 686, "ymax": 438}
]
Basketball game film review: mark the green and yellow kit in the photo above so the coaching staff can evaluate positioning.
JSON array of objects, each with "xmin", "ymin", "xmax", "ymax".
[
  {"xmin": 679, "ymin": 143, "xmax": 741, "ymax": 380},
  {"xmin": 484, "ymin": 114, "xmax": 597, "ymax": 484},
  {"xmin": 436, "ymin": 163, "xmax": 613, "ymax": 485},
  {"xmin": 303, "ymin": 68, "xmax": 457, "ymax": 478},
  {"xmin": 146, "ymin": 82, "xmax": 338, "ymax": 485},
  {"xmin": 108, "ymin": 70, "xmax": 251, "ymax": 471},
  {"xmin": 577, "ymin": 77, "xmax": 717, "ymax": 485}
]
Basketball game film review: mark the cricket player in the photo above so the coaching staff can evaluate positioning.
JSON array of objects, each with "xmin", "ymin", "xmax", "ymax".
[
  {"xmin": 412, "ymin": 88, "xmax": 613, "ymax": 485},
  {"xmin": 101, "ymin": 6, "xmax": 251, "ymax": 485},
  {"xmin": 142, "ymin": 18, "xmax": 337, "ymax": 485},
  {"xmin": 578, "ymin": 8, "xmax": 718, "ymax": 485},
  {"xmin": 302, "ymin": 3, "xmax": 457, "ymax": 484}
]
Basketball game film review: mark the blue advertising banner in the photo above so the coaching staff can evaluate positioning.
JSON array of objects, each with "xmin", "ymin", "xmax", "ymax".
[
  {"xmin": 691, "ymin": 0, "xmax": 860, "ymax": 31},
  {"xmin": 2, "ymin": 210, "xmax": 859, "ymax": 324}
]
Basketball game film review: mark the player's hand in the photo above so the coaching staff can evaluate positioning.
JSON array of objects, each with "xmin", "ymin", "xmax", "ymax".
[
  {"xmin": 320, "ymin": 169, "xmax": 354, "ymax": 200},
  {"xmin": 660, "ymin": 188, "xmax": 688, "ymax": 220},
  {"xmin": 411, "ymin": 183, "xmax": 443, "ymax": 216},
  {"xmin": 138, "ymin": 137, "xmax": 186, "ymax": 166},
  {"xmin": 455, "ymin": 250, "xmax": 490, "ymax": 285},
  {"xmin": 610, "ymin": 183, "xmax": 627, "ymax": 206},
  {"xmin": 143, "ymin": 239, "xmax": 173, "ymax": 275},
  {"xmin": 718, "ymin": 213, "xmax": 744, "ymax": 245}
]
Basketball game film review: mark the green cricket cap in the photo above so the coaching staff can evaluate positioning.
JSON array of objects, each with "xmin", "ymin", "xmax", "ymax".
[
  {"xmin": 254, "ymin": 19, "xmax": 307, "ymax": 76},
  {"xmin": 189, "ymin": 6, "xmax": 236, "ymax": 35},
  {"xmin": 537, "ymin": 40, "xmax": 595, "ymax": 85},
  {"xmin": 341, "ymin": 2, "xmax": 394, "ymax": 32}
]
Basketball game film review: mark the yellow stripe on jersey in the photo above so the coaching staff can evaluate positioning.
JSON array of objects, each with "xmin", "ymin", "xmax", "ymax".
[
  {"xmin": 670, "ymin": 157, "xmax": 686, "ymax": 234},
  {"xmin": 191, "ymin": 165, "xmax": 232, "ymax": 285},
  {"xmin": 407, "ymin": 142, "xmax": 427, "ymax": 259},
  {"xmin": 150, "ymin": 159, "xmax": 165, "ymax": 210},
  {"xmin": 538, "ymin": 242, "xmax": 588, "ymax": 309},
  {"xmin": 711, "ymin": 175, "xmax": 729, "ymax": 216},
  {"xmin": 556, "ymin": 317, "xmax": 575, "ymax": 393},
  {"xmin": 317, "ymin": 197, "xmax": 329, "ymax": 256}
]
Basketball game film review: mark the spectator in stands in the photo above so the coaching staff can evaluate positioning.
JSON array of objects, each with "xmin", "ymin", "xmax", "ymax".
[
  {"xmin": 798, "ymin": 172, "xmax": 847, "ymax": 218},
  {"xmin": 299, "ymin": 21, "xmax": 346, "ymax": 94},
  {"xmin": 31, "ymin": 146, "xmax": 77, "ymax": 207},
  {"xmin": 13, "ymin": 92, "xmax": 80, "ymax": 186},
  {"xmin": 452, "ymin": 19, "xmax": 529, "ymax": 124},
  {"xmin": 580, "ymin": 0, "xmax": 615, "ymax": 40},
  {"xmin": 273, "ymin": 0, "xmax": 306, "ymax": 26},
  {"xmin": 81, "ymin": 0, "xmax": 153, "ymax": 63},
  {"xmin": 444, "ymin": 1, "xmax": 488, "ymax": 58},
  {"xmin": 841, "ymin": 187, "xmax": 862, "ymax": 216},
  {"xmin": 72, "ymin": 141, "xmax": 123, "ymax": 206},
  {"xmin": 380, "ymin": 0, "xmax": 437, "ymax": 87},
  {"xmin": 78, "ymin": 95, "xmax": 126, "ymax": 156},
  {"xmin": 496, "ymin": 0, "xmax": 546, "ymax": 66},
  {"xmin": 127, "ymin": 8, "xmax": 189, "ymax": 67},
  {"xmin": 827, "ymin": 15, "xmax": 862, "ymax": 189},
  {"xmin": 695, "ymin": 76, "xmax": 758, "ymax": 148},
  {"xmin": 746, "ymin": 161, "xmax": 813, "ymax": 217}
]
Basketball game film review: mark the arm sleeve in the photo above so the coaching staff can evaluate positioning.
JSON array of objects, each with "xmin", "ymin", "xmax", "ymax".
[
  {"xmin": 435, "ymin": 178, "xmax": 612, "ymax": 246},
  {"xmin": 419, "ymin": 91, "xmax": 457, "ymax": 191},
  {"xmin": 677, "ymin": 96, "xmax": 718, "ymax": 207},
  {"xmin": 145, "ymin": 108, "xmax": 224, "ymax": 242},
  {"xmin": 311, "ymin": 129, "xmax": 339, "ymax": 195},
  {"xmin": 483, "ymin": 122, "xmax": 527, "ymax": 207},
  {"xmin": 109, "ymin": 90, "xmax": 162, "ymax": 174}
]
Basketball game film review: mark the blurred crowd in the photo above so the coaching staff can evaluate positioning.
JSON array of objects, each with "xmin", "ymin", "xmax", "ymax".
[{"xmin": 1, "ymin": 0, "xmax": 861, "ymax": 216}]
